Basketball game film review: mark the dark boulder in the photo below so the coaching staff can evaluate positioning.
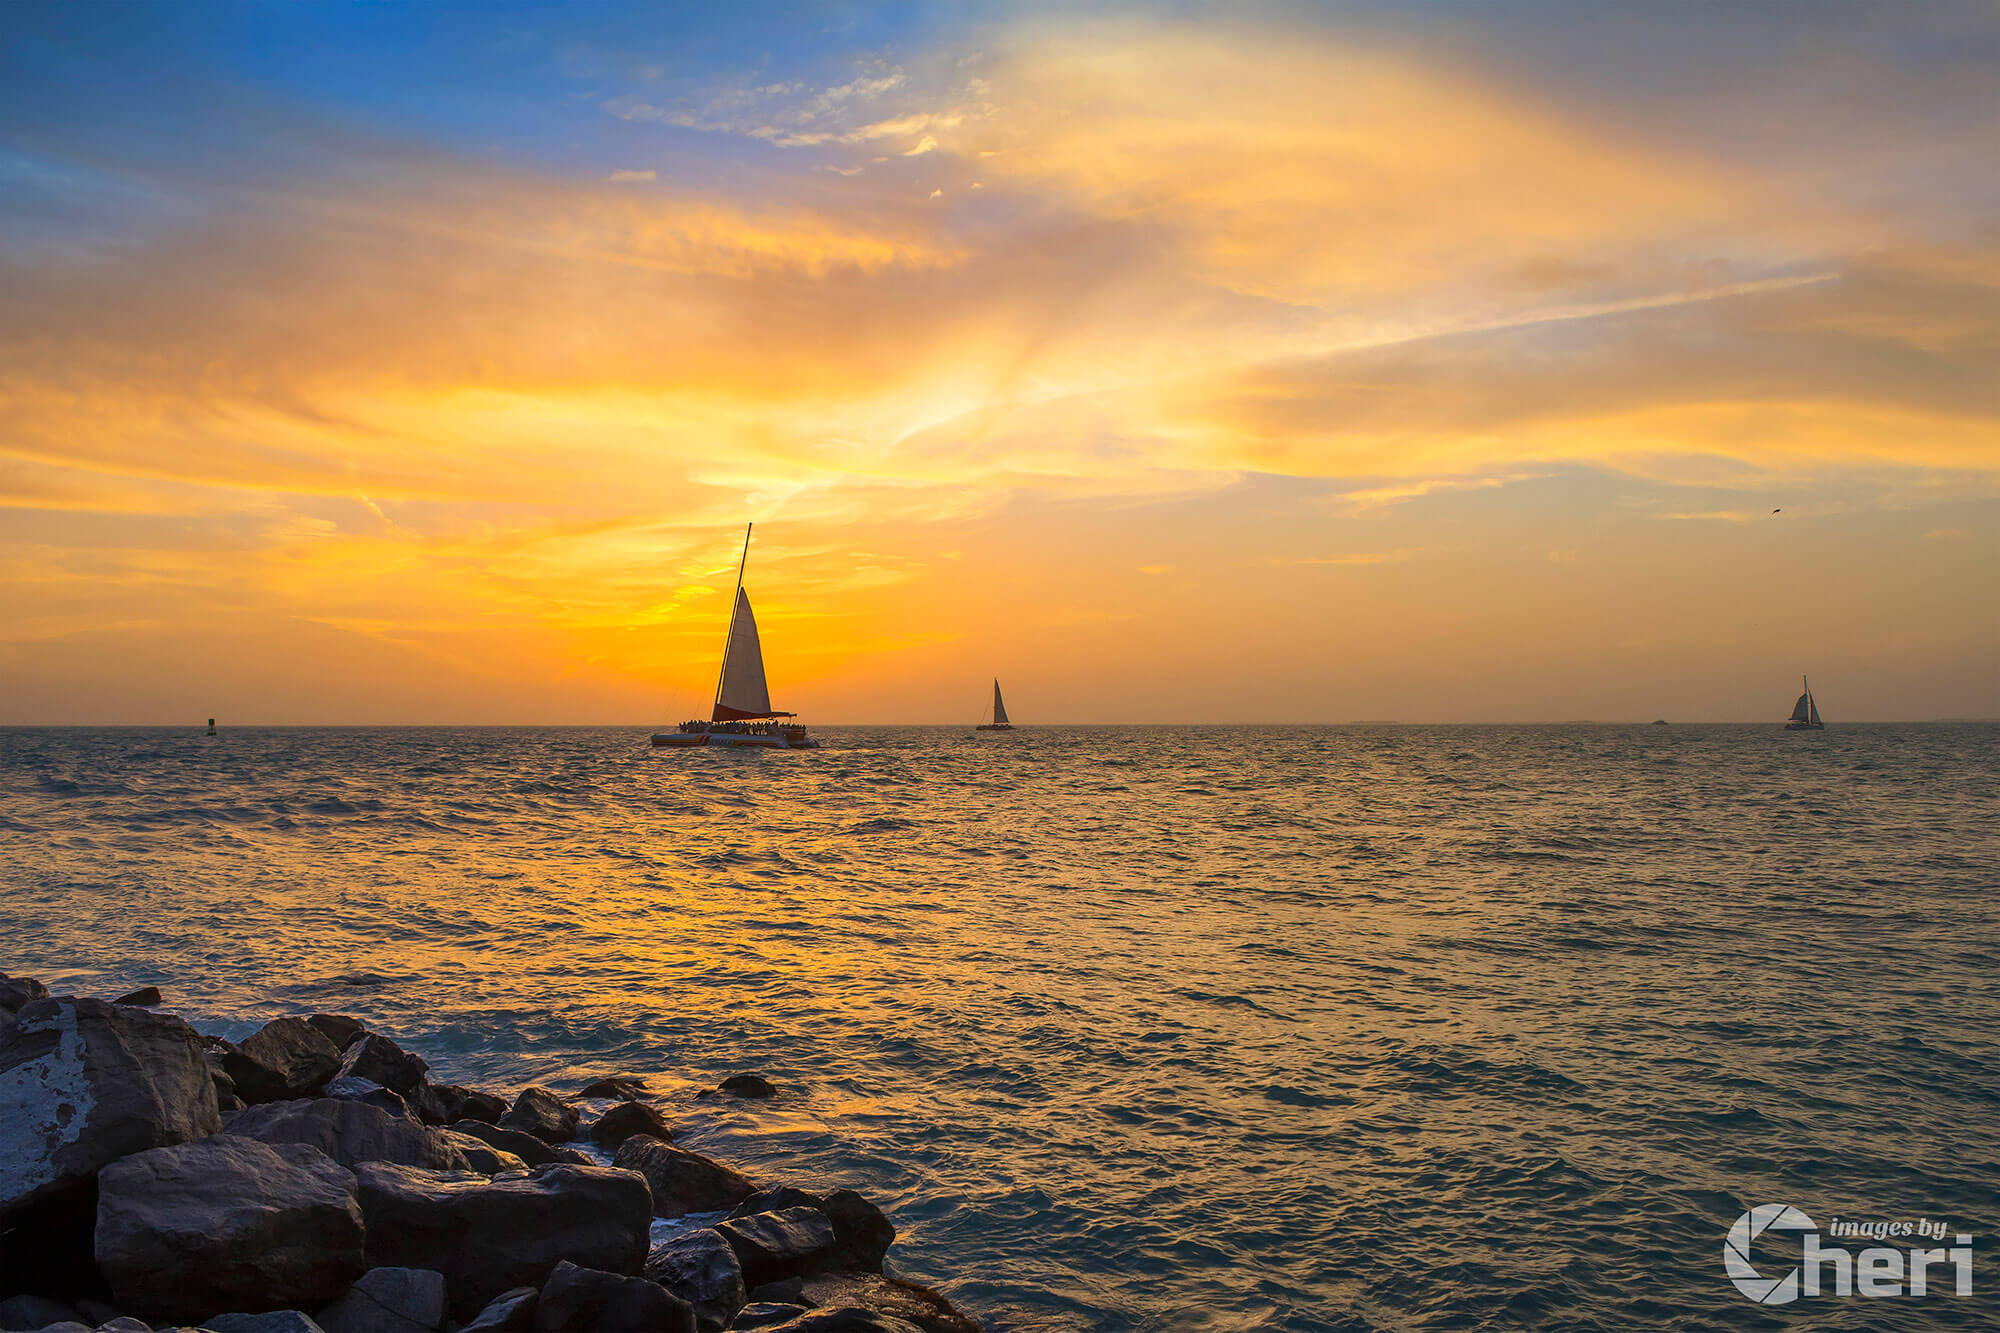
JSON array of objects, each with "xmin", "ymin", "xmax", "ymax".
[
  {"xmin": 315, "ymin": 1265, "xmax": 446, "ymax": 1333},
  {"xmin": 221, "ymin": 1098, "xmax": 470, "ymax": 1172},
  {"xmin": 0, "ymin": 998, "xmax": 219, "ymax": 1216},
  {"xmin": 795, "ymin": 1275, "xmax": 980, "ymax": 1333},
  {"xmin": 718, "ymin": 1074, "xmax": 776, "ymax": 1099},
  {"xmin": 576, "ymin": 1075, "xmax": 647, "ymax": 1101},
  {"xmin": 0, "ymin": 974, "xmax": 49, "ymax": 1014},
  {"xmin": 438, "ymin": 1130, "xmax": 527, "ymax": 1174},
  {"xmin": 447, "ymin": 1120, "xmax": 569, "ymax": 1168},
  {"xmin": 306, "ymin": 1015, "xmax": 367, "ymax": 1050},
  {"xmin": 222, "ymin": 1018, "xmax": 343, "ymax": 1104},
  {"xmin": 459, "ymin": 1286, "xmax": 537, "ymax": 1332},
  {"xmin": 496, "ymin": 1087, "xmax": 578, "ymax": 1143},
  {"xmin": 612, "ymin": 1135, "xmax": 756, "ymax": 1218},
  {"xmin": 322, "ymin": 1077, "xmax": 412, "ymax": 1119},
  {"xmin": 728, "ymin": 1188, "xmax": 821, "ymax": 1221},
  {"xmin": 714, "ymin": 1208, "xmax": 838, "ymax": 1290},
  {"xmin": 111, "ymin": 987, "xmax": 161, "ymax": 1008},
  {"xmin": 335, "ymin": 1034, "xmax": 428, "ymax": 1098},
  {"xmin": 355, "ymin": 1163, "xmax": 650, "ymax": 1319},
  {"xmin": 530, "ymin": 1259, "xmax": 693, "ymax": 1333},
  {"xmin": 434, "ymin": 1084, "xmax": 507, "ymax": 1125},
  {"xmin": 643, "ymin": 1227, "xmax": 745, "ymax": 1332},
  {"xmin": 747, "ymin": 1278, "xmax": 807, "ymax": 1305},
  {"xmin": 588, "ymin": 1101, "xmax": 673, "ymax": 1149},
  {"xmin": 0, "ymin": 1295, "xmax": 83, "ymax": 1330},
  {"xmin": 95, "ymin": 1136, "xmax": 364, "ymax": 1322},
  {"xmin": 733, "ymin": 1304, "xmax": 813, "ymax": 1330},
  {"xmin": 820, "ymin": 1191, "xmax": 895, "ymax": 1273}
]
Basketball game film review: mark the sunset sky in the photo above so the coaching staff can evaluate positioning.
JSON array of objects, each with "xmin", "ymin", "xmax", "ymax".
[{"xmin": 3, "ymin": 2, "xmax": 1996, "ymax": 723}]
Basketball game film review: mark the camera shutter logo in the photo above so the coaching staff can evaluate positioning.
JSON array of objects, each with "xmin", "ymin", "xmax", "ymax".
[{"xmin": 1725, "ymin": 1204, "xmax": 1818, "ymax": 1304}]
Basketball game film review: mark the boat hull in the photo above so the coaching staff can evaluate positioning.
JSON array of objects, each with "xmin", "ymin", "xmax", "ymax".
[
  {"xmin": 975, "ymin": 724, "xmax": 1015, "ymax": 731},
  {"xmin": 1782, "ymin": 721, "xmax": 1825, "ymax": 731},
  {"xmin": 651, "ymin": 730, "xmax": 820, "ymax": 750}
]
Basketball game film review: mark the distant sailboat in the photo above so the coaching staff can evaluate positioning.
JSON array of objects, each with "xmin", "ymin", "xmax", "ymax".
[
  {"xmin": 1783, "ymin": 675, "xmax": 1825, "ymax": 731},
  {"xmin": 652, "ymin": 525, "xmax": 819, "ymax": 750},
  {"xmin": 976, "ymin": 678, "xmax": 1015, "ymax": 732}
]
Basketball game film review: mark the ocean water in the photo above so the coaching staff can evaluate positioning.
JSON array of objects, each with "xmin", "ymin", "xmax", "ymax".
[{"xmin": 3, "ymin": 723, "xmax": 1998, "ymax": 1330}]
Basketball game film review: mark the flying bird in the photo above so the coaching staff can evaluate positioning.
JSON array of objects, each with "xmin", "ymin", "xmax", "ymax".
[{"xmin": 1772, "ymin": 508, "xmax": 1781, "ymax": 513}]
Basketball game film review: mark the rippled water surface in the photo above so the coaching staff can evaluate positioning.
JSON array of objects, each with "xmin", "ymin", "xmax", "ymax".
[{"xmin": 4, "ymin": 724, "xmax": 1998, "ymax": 1329}]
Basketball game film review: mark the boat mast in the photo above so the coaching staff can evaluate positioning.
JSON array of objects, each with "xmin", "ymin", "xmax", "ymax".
[{"xmin": 711, "ymin": 523, "xmax": 752, "ymax": 719}]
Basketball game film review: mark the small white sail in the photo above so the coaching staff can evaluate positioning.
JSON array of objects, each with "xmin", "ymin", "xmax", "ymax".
[
  {"xmin": 992, "ymin": 679, "xmax": 1010, "ymax": 727},
  {"xmin": 714, "ymin": 588, "xmax": 774, "ymax": 720},
  {"xmin": 1790, "ymin": 691, "xmax": 1812, "ymax": 723}
]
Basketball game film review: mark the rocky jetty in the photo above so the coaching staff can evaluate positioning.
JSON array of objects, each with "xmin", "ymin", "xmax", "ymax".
[{"xmin": 0, "ymin": 975, "xmax": 979, "ymax": 1333}]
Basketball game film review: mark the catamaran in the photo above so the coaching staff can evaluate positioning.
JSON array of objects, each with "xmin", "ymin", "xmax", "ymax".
[
  {"xmin": 1783, "ymin": 676, "xmax": 1825, "ymax": 731},
  {"xmin": 652, "ymin": 524, "xmax": 819, "ymax": 750},
  {"xmin": 976, "ymin": 678, "xmax": 1015, "ymax": 731}
]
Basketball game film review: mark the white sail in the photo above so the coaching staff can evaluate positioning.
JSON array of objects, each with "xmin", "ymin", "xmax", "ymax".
[
  {"xmin": 713, "ymin": 588, "xmax": 774, "ymax": 720},
  {"xmin": 1790, "ymin": 691, "xmax": 1812, "ymax": 722},
  {"xmin": 992, "ymin": 679, "xmax": 1010, "ymax": 726}
]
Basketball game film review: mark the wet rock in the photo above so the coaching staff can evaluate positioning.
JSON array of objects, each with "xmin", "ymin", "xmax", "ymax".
[
  {"xmin": 322, "ymin": 1077, "xmax": 411, "ymax": 1120},
  {"xmin": 794, "ymin": 1276, "xmax": 979, "ymax": 1333},
  {"xmin": 819, "ymin": 1192, "xmax": 894, "ymax": 1273},
  {"xmin": 334, "ymin": 1035, "xmax": 427, "ymax": 1099},
  {"xmin": 0, "ymin": 1295, "xmax": 83, "ymax": 1329},
  {"xmin": 438, "ymin": 1131, "xmax": 526, "ymax": 1174},
  {"xmin": 576, "ymin": 1076, "xmax": 647, "ymax": 1101},
  {"xmin": 314, "ymin": 1266, "xmax": 446, "ymax": 1333},
  {"xmin": 530, "ymin": 1260, "xmax": 693, "ymax": 1333},
  {"xmin": 715, "ymin": 1208, "xmax": 838, "ymax": 1290},
  {"xmin": 433, "ymin": 1084, "xmax": 506, "ymax": 1125},
  {"xmin": 588, "ymin": 1102, "xmax": 673, "ymax": 1149},
  {"xmin": 305, "ymin": 1016, "xmax": 366, "ymax": 1051},
  {"xmin": 613, "ymin": 1135, "xmax": 756, "ymax": 1218},
  {"xmin": 354, "ymin": 1163, "xmax": 650, "ymax": 1319},
  {"xmin": 111, "ymin": 988, "xmax": 161, "ymax": 1009},
  {"xmin": 0, "ymin": 974, "xmax": 49, "ymax": 1014},
  {"xmin": 732, "ymin": 1304, "xmax": 812, "ymax": 1331},
  {"xmin": 95, "ymin": 1136, "xmax": 364, "ymax": 1322},
  {"xmin": 447, "ymin": 1120, "xmax": 568, "ymax": 1168},
  {"xmin": 459, "ymin": 1287, "xmax": 537, "ymax": 1333},
  {"xmin": 496, "ymin": 1087, "xmax": 578, "ymax": 1144},
  {"xmin": 203, "ymin": 1313, "xmax": 326, "ymax": 1333},
  {"xmin": 718, "ymin": 1074, "xmax": 776, "ymax": 1099},
  {"xmin": 222, "ymin": 1019, "xmax": 343, "ymax": 1105},
  {"xmin": 727, "ymin": 1188, "xmax": 821, "ymax": 1221},
  {"xmin": 0, "ymin": 998, "xmax": 219, "ymax": 1216},
  {"xmin": 221, "ymin": 1098, "xmax": 470, "ymax": 1172},
  {"xmin": 758, "ymin": 1310, "xmax": 924, "ymax": 1333},
  {"xmin": 643, "ymin": 1227, "xmax": 744, "ymax": 1332}
]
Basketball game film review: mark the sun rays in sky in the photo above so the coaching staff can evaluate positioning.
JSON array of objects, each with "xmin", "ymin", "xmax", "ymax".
[{"xmin": 3, "ymin": 3, "xmax": 1997, "ymax": 721}]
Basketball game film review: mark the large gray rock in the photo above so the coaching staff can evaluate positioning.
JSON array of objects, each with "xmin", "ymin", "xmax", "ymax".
[
  {"xmin": 354, "ymin": 1163, "xmax": 650, "ymax": 1319},
  {"xmin": 611, "ymin": 1135, "xmax": 755, "ymax": 1218},
  {"xmin": 715, "ymin": 1208, "xmax": 838, "ymax": 1291},
  {"xmin": 795, "ymin": 1274, "xmax": 980, "ymax": 1333},
  {"xmin": 728, "ymin": 1188, "xmax": 821, "ymax": 1221},
  {"xmin": 0, "ymin": 975, "xmax": 49, "ymax": 1014},
  {"xmin": 530, "ymin": 1260, "xmax": 692, "ymax": 1333},
  {"xmin": 587, "ymin": 1101, "xmax": 671, "ymax": 1149},
  {"xmin": 305, "ymin": 1015, "xmax": 366, "ymax": 1050},
  {"xmin": 458, "ymin": 1287, "xmax": 536, "ymax": 1333},
  {"xmin": 222, "ymin": 1019, "xmax": 342, "ymax": 1104},
  {"xmin": 437, "ymin": 1130, "xmax": 526, "ymax": 1174},
  {"xmin": 204, "ymin": 1312, "xmax": 327, "ymax": 1333},
  {"xmin": 96, "ymin": 1136, "xmax": 363, "ymax": 1322},
  {"xmin": 820, "ymin": 1191, "xmax": 895, "ymax": 1273},
  {"xmin": 433, "ymin": 1084, "xmax": 506, "ymax": 1125},
  {"xmin": 335, "ymin": 1035, "xmax": 427, "ymax": 1098},
  {"xmin": 496, "ymin": 1087, "xmax": 577, "ymax": 1144},
  {"xmin": 643, "ymin": 1227, "xmax": 744, "ymax": 1332},
  {"xmin": 0, "ymin": 998, "xmax": 219, "ymax": 1216},
  {"xmin": 314, "ymin": 1266, "xmax": 445, "ymax": 1333},
  {"xmin": 446, "ymin": 1120, "xmax": 569, "ymax": 1168},
  {"xmin": 221, "ymin": 1098, "xmax": 470, "ymax": 1172}
]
